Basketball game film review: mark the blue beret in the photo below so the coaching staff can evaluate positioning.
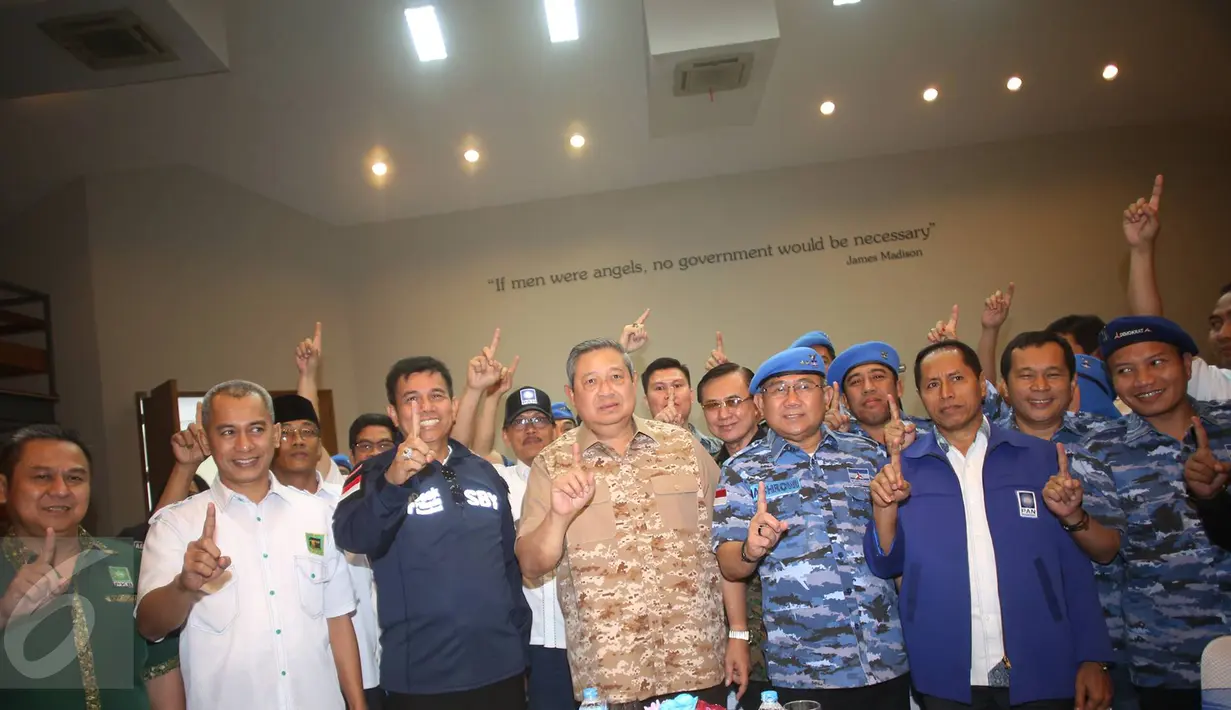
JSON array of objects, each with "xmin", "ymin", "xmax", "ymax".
[
  {"xmin": 751, "ymin": 347, "xmax": 827, "ymax": 392},
  {"xmin": 790, "ymin": 330, "xmax": 835, "ymax": 353},
  {"xmin": 551, "ymin": 402, "xmax": 575, "ymax": 422},
  {"xmin": 1074, "ymin": 355, "xmax": 1122, "ymax": 420},
  {"xmin": 827, "ymin": 341, "xmax": 902, "ymax": 390},
  {"xmin": 1098, "ymin": 315, "xmax": 1199, "ymax": 360},
  {"xmin": 331, "ymin": 453, "xmax": 352, "ymax": 470}
]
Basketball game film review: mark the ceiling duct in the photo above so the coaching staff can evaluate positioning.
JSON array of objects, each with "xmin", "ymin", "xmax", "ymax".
[{"xmin": 39, "ymin": 9, "xmax": 178, "ymax": 71}]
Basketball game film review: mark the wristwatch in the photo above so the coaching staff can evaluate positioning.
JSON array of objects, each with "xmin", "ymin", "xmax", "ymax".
[{"xmin": 728, "ymin": 630, "xmax": 750, "ymax": 641}]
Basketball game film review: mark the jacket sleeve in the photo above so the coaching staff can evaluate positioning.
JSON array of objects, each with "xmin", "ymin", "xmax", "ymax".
[
  {"xmin": 1192, "ymin": 490, "xmax": 1231, "ymax": 552},
  {"xmin": 1058, "ymin": 520, "xmax": 1114, "ymax": 663},
  {"xmin": 864, "ymin": 518, "xmax": 906, "ymax": 579},
  {"xmin": 332, "ymin": 455, "xmax": 416, "ymax": 558}
]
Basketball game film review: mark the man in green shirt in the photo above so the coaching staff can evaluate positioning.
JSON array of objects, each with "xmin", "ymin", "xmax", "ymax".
[{"xmin": 0, "ymin": 424, "xmax": 178, "ymax": 709}]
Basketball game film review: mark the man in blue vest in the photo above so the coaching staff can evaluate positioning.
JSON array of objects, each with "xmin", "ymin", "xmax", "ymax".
[{"xmin": 863, "ymin": 340, "xmax": 1112, "ymax": 710}]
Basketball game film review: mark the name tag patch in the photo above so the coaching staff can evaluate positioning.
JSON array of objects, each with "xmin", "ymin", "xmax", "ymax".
[
  {"xmin": 751, "ymin": 478, "xmax": 801, "ymax": 502},
  {"xmin": 408, "ymin": 488, "xmax": 444, "ymax": 516},
  {"xmin": 847, "ymin": 468, "xmax": 872, "ymax": 483},
  {"xmin": 108, "ymin": 566, "xmax": 133, "ymax": 589},
  {"xmin": 1017, "ymin": 490, "xmax": 1038, "ymax": 519}
]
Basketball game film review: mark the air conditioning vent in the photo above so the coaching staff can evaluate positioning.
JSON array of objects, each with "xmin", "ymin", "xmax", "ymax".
[
  {"xmin": 673, "ymin": 53, "xmax": 753, "ymax": 97},
  {"xmin": 38, "ymin": 9, "xmax": 178, "ymax": 71}
]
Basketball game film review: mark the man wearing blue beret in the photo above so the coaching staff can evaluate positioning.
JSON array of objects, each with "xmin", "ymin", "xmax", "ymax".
[
  {"xmin": 713, "ymin": 347, "xmax": 911, "ymax": 709},
  {"xmin": 789, "ymin": 331, "xmax": 837, "ymax": 367},
  {"xmin": 551, "ymin": 402, "xmax": 577, "ymax": 437},
  {"xmin": 1081, "ymin": 315, "xmax": 1231, "ymax": 710},
  {"xmin": 827, "ymin": 342, "xmax": 927, "ymax": 452}
]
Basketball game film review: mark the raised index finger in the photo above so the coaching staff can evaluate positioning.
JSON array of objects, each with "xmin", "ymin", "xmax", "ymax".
[
  {"xmin": 201, "ymin": 503, "xmax": 216, "ymax": 542},
  {"xmin": 487, "ymin": 328, "xmax": 501, "ymax": 357},
  {"xmin": 635, "ymin": 308, "xmax": 651, "ymax": 326},
  {"xmin": 195, "ymin": 400, "xmax": 203, "ymax": 426},
  {"xmin": 1149, "ymin": 174, "xmax": 1163, "ymax": 209},
  {"xmin": 1194, "ymin": 416, "xmax": 1210, "ymax": 451},
  {"xmin": 756, "ymin": 481, "xmax": 767, "ymax": 515},
  {"xmin": 888, "ymin": 395, "xmax": 901, "ymax": 422},
  {"xmin": 37, "ymin": 526, "xmax": 56, "ymax": 566},
  {"xmin": 715, "ymin": 331, "xmax": 725, "ymax": 351},
  {"xmin": 1055, "ymin": 442, "xmax": 1071, "ymax": 477},
  {"xmin": 410, "ymin": 399, "xmax": 421, "ymax": 441},
  {"xmin": 1004, "ymin": 282, "xmax": 1016, "ymax": 303},
  {"xmin": 572, "ymin": 443, "xmax": 582, "ymax": 468}
]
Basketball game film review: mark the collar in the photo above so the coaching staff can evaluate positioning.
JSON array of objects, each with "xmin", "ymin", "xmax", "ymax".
[
  {"xmin": 934, "ymin": 416, "xmax": 991, "ymax": 454},
  {"xmin": 910, "ymin": 417, "xmax": 1010, "ymax": 460},
  {"xmin": 575, "ymin": 415, "xmax": 661, "ymax": 454},
  {"xmin": 3, "ymin": 526, "xmax": 113, "ymax": 571},
  {"xmin": 767, "ymin": 425, "xmax": 834, "ymax": 462},
  {"xmin": 1124, "ymin": 397, "xmax": 1217, "ymax": 443},
  {"xmin": 209, "ymin": 471, "xmax": 289, "ymax": 511},
  {"xmin": 1009, "ymin": 411, "xmax": 1081, "ymax": 437}
]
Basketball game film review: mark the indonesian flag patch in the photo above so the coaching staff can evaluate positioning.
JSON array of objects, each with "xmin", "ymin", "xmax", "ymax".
[
  {"xmin": 714, "ymin": 488, "xmax": 727, "ymax": 507},
  {"xmin": 340, "ymin": 466, "xmax": 364, "ymax": 501}
]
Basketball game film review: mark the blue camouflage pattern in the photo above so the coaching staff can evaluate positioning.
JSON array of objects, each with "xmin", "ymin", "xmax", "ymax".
[
  {"xmin": 711, "ymin": 428, "xmax": 909, "ymax": 689},
  {"xmin": 1082, "ymin": 399, "xmax": 1231, "ymax": 688}
]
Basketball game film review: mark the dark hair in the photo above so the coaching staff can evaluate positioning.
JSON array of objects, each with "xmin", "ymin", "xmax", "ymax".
[
  {"xmin": 913, "ymin": 340, "xmax": 983, "ymax": 390},
  {"xmin": 641, "ymin": 357, "xmax": 692, "ymax": 393},
  {"xmin": 1221, "ymin": 283, "xmax": 1231, "ymax": 296},
  {"xmin": 348, "ymin": 413, "xmax": 400, "ymax": 450},
  {"xmin": 999, "ymin": 331, "xmax": 1076, "ymax": 382},
  {"xmin": 385, "ymin": 356, "xmax": 453, "ymax": 404},
  {"xmin": 192, "ymin": 474, "xmax": 210, "ymax": 492},
  {"xmin": 1044, "ymin": 315, "xmax": 1106, "ymax": 356},
  {"xmin": 0, "ymin": 424, "xmax": 93, "ymax": 478},
  {"xmin": 696, "ymin": 362, "xmax": 755, "ymax": 402}
]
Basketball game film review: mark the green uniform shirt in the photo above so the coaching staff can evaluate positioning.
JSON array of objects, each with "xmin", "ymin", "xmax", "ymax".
[{"xmin": 0, "ymin": 528, "xmax": 178, "ymax": 710}]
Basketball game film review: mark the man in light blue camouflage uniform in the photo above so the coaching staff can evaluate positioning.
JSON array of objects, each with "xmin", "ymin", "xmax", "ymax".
[
  {"xmin": 712, "ymin": 346, "xmax": 910, "ymax": 710},
  {"xmin": 827, "ymin": 342, "xmax": 930, "ymax": 449},
  {"xmin": 992, "ymin": 329, "xmax": 1135, "ymax": 709},
  {"xmin": 1082, "ymin": 315, "xmax": 1231, "ymax": 710}
]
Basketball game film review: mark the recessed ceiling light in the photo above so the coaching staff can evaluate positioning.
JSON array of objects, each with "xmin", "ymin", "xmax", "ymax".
[
  {"xmin": 404, "ymin": 6, "xmax": 447, "ymax": 62},
  {"xmin": 463, "ymin": 148, "xmax": 480, "ymax": 163},
  {"xmin": 1006, "ymin": 76, "xmax": 1023, "ymax": 91},
  {"xmin": 544, "ymin": 0, "xmax": 579, "ymax": 43},
  {"xmin": 371, "ymin": 161, "xmax": 388, "ymax": 176},
  {"xmin": 569, "ymin": 133, "xmax": 586, "ymax": 148},
  {"xmin": 922, "ymin": 87, "xmax": 939, "ymax": 102},
  {"xmin": 819, "ymin": 101, "xmax": 836, "ymax": 115},
  {"xmin": 1102, "ymin": 64, "xmax": 1119, "ymax": 80},
  {"xmin": 833, "ymin": 0, "xmax": 861, "ymax": 5}
]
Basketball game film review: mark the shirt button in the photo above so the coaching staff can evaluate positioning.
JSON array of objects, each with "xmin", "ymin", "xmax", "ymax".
[
  {"xmin": 275, "ymin": 629, "xmax": 281, "ymax": 635},
  {"xmin": 846, "ymin": 588, "xmax": 853, "ymax": 595},
  {"xmin": 310, "ymin": 573, "xmax": 316, "ymax": 579},
  {"xmin": 257, "ymin": 516, "xmax": 263, "ymax": 522},
  {"xmin": 281, "ymin": 671, "xmax": 287, "ymax": 677},
  {"xmin": 262, "ymin": 553, "xmax": 268, "ymax": 559},
  {"xmin": 269, "ymin": 590, "xmax": 275, "ymax": 596}
]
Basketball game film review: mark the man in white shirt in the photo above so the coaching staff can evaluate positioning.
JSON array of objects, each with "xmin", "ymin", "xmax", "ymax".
[
  {"xmin": 136, "ymin": 380, "xmax": 367, "ymax": 710},
  {"xmin": 494, "ymin": 386, "xmax": 572, "ymax": 710},
  {"xmin": 270, "ymin": 394, "xmax": 383, "ymax": 709},
  {"xmin": 1122, "ymin": 173, "xmax": 1231, "ymax": 400}
]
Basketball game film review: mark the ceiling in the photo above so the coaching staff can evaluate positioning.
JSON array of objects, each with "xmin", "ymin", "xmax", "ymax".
[{"xmin": 2, "ymin": 0, "xmax": 1230, "ymax": 227}]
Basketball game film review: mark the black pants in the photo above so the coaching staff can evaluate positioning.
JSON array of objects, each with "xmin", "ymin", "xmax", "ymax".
[
  {"xmin": 346, "ymin": 687, "xmax": 386, "ymax": 710},
  {"xmin": 386, "ymin": 674, "xmax": 526, "ymax": 710},
  {"xmin": 775, "ymin": 673, "xmax": 912, "ymax": 710},
  {"xmin": 527, "ymin": 645, "xmax": 574, "ymax": 710},
  {"xmin": 920, "ymin": 686, "xmax": 1071, "ymax": 710},
  {"xmin": 1133, "ymin": 685, "xmax": 1200, "ymax": 710}
]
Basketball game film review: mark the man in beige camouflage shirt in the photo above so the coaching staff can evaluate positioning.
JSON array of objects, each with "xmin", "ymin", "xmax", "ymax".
[{"xmin": 516, "ymin": 338, "xmax": 748, "ymax": 709}]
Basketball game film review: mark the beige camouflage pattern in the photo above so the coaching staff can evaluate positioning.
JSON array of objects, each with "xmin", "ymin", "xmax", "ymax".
[{"xmin": 521, "ymin": 417, "xmax": 726, "ymax": 703}]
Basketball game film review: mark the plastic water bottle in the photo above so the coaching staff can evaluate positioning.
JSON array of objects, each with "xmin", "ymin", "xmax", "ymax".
[
  {"xmin": 580, "ymin": 687, "xmax": 608, "ymax": 710},
  {"xmin": 758, "ymin": 690, "xmax": 784, "ymax": 710}
]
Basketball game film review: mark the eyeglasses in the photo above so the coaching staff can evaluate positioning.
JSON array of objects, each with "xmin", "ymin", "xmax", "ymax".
[
  {"xmin": 440, "ymin": 465, "xmax": 466, "ymax": 506},
  {"xmin": 353, "ymin": 440, "xmax": 395, "ymax": 455},
  {"xmin": 510, "ymin": 415, "xmax": 551, "ymax": 431},
  {"xmin": 281, "ymin": 427, "xmax": 320, "ymax": 441},
  {"xmin": 760, "ymin": 380, "xmax": 822, "ymax": 399},
  {"xmin": 700, "ymin": 396, "xmax": 751, "ymax": 412}
]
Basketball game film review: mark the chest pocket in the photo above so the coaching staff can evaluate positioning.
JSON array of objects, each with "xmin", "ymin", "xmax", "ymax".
[
  {"xmin": 844, "ymin": 484, "xmax": 873, "ymax": 520},
  {"xmin": 189, "ymin": 577, "xmax": 238, "ymax": 634},
  {"xmin": 295, "ymin": 555, "xmax": 326, "ymax": 619},
  {"xmin": 650, "ymin": 473, "xmax": 699, "ymax": 531},
  {"xmin": 568, "ymin": 480, "xmax": 616, "ymax": 546}
]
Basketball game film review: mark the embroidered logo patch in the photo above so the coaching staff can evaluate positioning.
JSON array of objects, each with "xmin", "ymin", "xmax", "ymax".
[
  {"xmin": 305, "ymin": 533, "xmax": 325, "ymax": 556},
  {"xmin": 1017, "ymin": 490, "xmax": 1038, "ymax": 519},
  {"xmin": 714, "ymin": 488, "xmax": 727, "ymax": 507},
  {"xmin": 340, "ymin": 470, "xmax": 363, "ymax": 501},
  {"xmin": 108, "ymin": 566, "xmax": 134, "ymax": 588},
  {"xmin": 847, "ymin": 468, "xmax": 872, "ymax": 483},
  {"xmin": 520, "ymin": 388, "xmax": 538, "ymax": 405},
  {"xmin": 408, "ymin": 487, "xmax": 444, "ymax": 516}
]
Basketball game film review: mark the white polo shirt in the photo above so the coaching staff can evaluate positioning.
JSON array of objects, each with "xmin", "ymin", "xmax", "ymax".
[
  {"xmin": 138, "ymin": 474, "xmax": 356, "ymax": 710},
  {"xmin": 316, "ymin": 476, "xmax": 381, "ymax": 689},
  {"xmin": 1190, "ymin": 356, "xmax": 1231, "ymax": 401},
  {"xmin": 493, "ymin": 459, "xmax": 567, "ymax": 650}
]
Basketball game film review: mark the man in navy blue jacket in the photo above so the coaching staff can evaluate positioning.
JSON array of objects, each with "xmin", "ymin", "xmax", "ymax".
[
  {"xmin": 334, "ymin": 356, "xmax": 530, "ymax": 710},
  {"xmin": 863, "ymin": 340, "xmax": 1113, "ymax": 710}
]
